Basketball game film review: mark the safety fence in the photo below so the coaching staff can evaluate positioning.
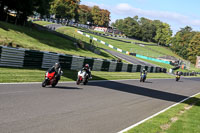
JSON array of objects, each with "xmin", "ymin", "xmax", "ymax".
[
  {"xmin": 77, "ymin": 30, "xmax": 172, "ymax": 65},
  {"xmin": 0, "ymin": 45, "xmax": 167, "ymax": 73}
]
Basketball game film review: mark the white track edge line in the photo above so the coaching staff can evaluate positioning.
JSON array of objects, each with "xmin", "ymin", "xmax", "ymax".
[
  {"xmin": 118, "ymin": 92, "xmax": 200, "ymax": 133},
  {"xmin": 0, "ymin": 78, "xmax": 175, "ymax": 85},
  {"xmin": 0, "ymin": 77, "xmax": 197, "ymax": 85}
]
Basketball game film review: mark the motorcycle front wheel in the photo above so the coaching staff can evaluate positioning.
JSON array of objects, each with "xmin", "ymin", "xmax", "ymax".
[
  {"xmin": 42, "ymin": 79, "xmax": 48, "ymax": 87},
  {"xmin": 140, "ymin": 77, "xmax": 143, "ymax": 82},
  {"xmin": 76, "ymin": 78, "xmax": 81, "ymax": 85}
]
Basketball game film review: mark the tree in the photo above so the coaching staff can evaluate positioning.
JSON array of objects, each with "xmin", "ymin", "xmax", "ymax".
[
  {"xmin": 154, "ymin": 23, "xmax": 172, "ymax": 46},
  {"xmin": 187, "ymin": 32, "xmax": 200, "ymax": 64},
  {"xmin": 0, "ymin": 0, "xmax": 52, "ymax": 23},
  {"xmin": 50, "ymin": 0, "xmax": 80, "ymax": 24},
  {"xmin": 99, "ymin": 9, "xmax": 110, "ymax": 27},
  {"xmin": 78, "ymin": 5, "xmax": 92, "ymax": 25},
  {"xmin": 171, "ymin": 26, "xmax": 196, "ymax": 60},
  {"xmin": 91, "ymin": 6, "xmax": 101, "ymax": 26},
  {"xmin": 139, "ymin": 17, "xmax": 156, "ymax": 42}
]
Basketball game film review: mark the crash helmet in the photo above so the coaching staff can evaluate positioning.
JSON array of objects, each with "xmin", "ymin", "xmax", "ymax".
[
  {"xmin": 54, "ymin": 62, "xmax": 60, "ymax": 69},
  {"xmin": 85, "ymin": 64, "xmax": 89, "ymax": 68}
]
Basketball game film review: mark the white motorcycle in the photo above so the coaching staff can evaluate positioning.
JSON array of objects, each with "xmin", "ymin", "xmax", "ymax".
[{"xmin": 76, "ymin": 70, "xmax": 89, "ymax": 85}]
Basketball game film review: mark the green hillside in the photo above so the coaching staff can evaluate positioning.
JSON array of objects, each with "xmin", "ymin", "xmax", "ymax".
[
  {"xmin": 0, "ymin": 21, "xmax": 116, "ymax": 60},
  {"xmin": 55, "ymin": 25, "xmax": 200, "ymax": 71},
  {"xmin": 15, "ymin": 21, "xmax": 199, "ymax": 71}
]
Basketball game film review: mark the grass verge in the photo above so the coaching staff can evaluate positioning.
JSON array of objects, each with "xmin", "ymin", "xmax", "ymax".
[
  {"xmin": 125, "ymin": 93, "xmax": 200, "ymax": 133},
  {"xmin": 0, "ymin": 67, "xmax": 174, "ymax": 83}
]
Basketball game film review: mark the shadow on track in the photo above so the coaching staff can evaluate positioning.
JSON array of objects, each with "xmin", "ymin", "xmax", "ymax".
[
  {"xmin": 55, "ymin": 86, "xmax": 80, "ymax": 90},
  {"xmin": 87, "ymin": 76, "xmax": 200, "ymax": 106},
  {"xmin": 142, "ymin": 81, "xmax": 153, "ymax": 83}
]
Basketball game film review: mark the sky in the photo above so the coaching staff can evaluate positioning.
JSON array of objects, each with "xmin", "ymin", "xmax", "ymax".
[{"xmin": 81, "ymin": 0, "xmax": 200, "ymax": 35}]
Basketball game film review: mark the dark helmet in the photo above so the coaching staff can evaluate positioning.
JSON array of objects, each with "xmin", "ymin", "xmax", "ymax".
[
  {"xmin": 85, "ymin": 64, "xmax": 89, "ymax": 68},
  {"xmin": 54, "ymin": 62, "xmax": 60, "ymax": 69}
]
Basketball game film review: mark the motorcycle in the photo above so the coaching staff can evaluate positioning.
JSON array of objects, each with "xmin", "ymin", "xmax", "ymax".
[
  {"xmin": 176, "ymin": 75, "xmax": 180, "ymax": 81},
  {"xmin": 140, "ymin": 73, "xmax": 146, "ymax": 82},
  {"xmin": 42, "ymin": 69, "xmax": 60, "ymax": 87},
  {"xmin": 76, "ymin": 70, "xmax": 88, "ymax": 85}
]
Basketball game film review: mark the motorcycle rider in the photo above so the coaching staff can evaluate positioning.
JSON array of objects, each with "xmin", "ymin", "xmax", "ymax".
[
  {"xmin": 82, "ymin": 64, "xmax": 92, "ymax": 79},
  {"xmin": 140, "ymin": 68, "xmax": 147, "ymax": 79},
  {"xmin": 49, "ymin": 62, "xmax": 62, "ymax": 80},
  {"xmin": 176, "ymin": 71, "xmax": 181, "ymax": 76},
  {"xmin": 141, "ymin": 68, "xmax": 147, "ymax": 76},
  {"xmin": 175, "ymin": 71, "xmax": 181, "ymax": 77}
]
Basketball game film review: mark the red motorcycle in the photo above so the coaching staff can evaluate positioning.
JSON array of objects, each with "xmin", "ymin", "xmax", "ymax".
[{"xmin": 42, "ymin": 69, "xmax": 59, "ymax": 87}]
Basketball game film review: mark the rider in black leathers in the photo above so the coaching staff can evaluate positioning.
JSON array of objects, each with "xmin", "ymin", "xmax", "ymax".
[
  {"xmin": 48, "ymin": 62, "xmax": 62, "ymax": 80},
  {"xmin": 82, "ymin": 64, "xmax": 92, "ymax": 79}
]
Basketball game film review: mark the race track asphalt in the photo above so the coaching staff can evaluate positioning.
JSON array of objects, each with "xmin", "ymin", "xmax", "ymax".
[
  {"xmin": 103, "ymin": 49, "xmax": 156, "ymax": 66},
  {"xmin": 0, "ymin": 77, "xmax": 200, "ymax": 133}
]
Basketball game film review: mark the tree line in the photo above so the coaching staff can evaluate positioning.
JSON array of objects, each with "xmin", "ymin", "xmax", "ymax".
[
  {"xmin": 0, "ymin": 0, "xmax": 52, "ymax": 24},
  {"xmin": 111, "ymin": 16, "xmax": 172, "ymax": 46},
  {"xmin": 0, "ymin": 0, "xmax": 110, "ymax": 27},
  {"xmin": 171, "ymin": 26, "xmax": 200, "ymax": 64}
]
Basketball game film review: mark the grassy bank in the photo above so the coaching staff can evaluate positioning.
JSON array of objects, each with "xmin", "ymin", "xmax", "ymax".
[
  {"xmin": 0, "ymin": 67, "xmax": 174, "ymax": 83},
  {"xmin": 0, "ymin": 21, "xmax": 115, "ymax": 59},
  {"xmin": 126, "ymin": 94, "xmax": 200, "ymax": 133},
  {"xmin": 33, "ymin": 21, "xmax": 53, "ymax": 26}
]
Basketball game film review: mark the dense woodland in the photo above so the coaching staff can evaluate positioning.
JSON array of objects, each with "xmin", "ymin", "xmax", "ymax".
[{"xmin": 0, "ymin": 0, "xmax": 199, "ymax": 64}]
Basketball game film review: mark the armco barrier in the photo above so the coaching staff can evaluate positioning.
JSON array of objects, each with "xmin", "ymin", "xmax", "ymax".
[
  {"xmin": 71, "ymin": 56, "xmax": 84, "ymax": 70},
  {"xmin": 136, "ymin": 65, "xmax": 141, "ymax": 72},
  {"xmin": 0, "ymin": 46, "xmax": 168, "ymax": 73},
  {"xmin": 127, "ymin": 64, "xmax": 133, "ymax": 72},
  {"xmin": 116, "ymin": 63, "xmax": 123, "ymax": 72},
  {"xmin": 132, "ymin": 65, "xmax": 138, "ymax": 72},
  {"xmin": 24, "ymin": 50, "xmax": 44, "ymax": 68},
  {"xmin": 0, "ymin": 46, "xmax": 2, "ymax": 58},
  {"xmin": 101, "ymin": 60, "xmax": 110, "ymax": 71},
  {"xmin": 109, "ymin": 62, "xmax": 117, "ymax": 72},
  {"xmin": 42, "ymin": 52, "xmax": 60, "ymax": 69},
  {"xmin": 59, "ymin": 54, "xmax": 73, "ymax": 69},
  {"xmin": 93, "ymin": 59, "xmax": 103, "ymax": 71},
  {"xmin": 121, "ymin": 63, "xmax": 128, "ymax": 72},
  {"xmin": 0, "ymin": 46, "xmax": 25, "ymax": 67}
]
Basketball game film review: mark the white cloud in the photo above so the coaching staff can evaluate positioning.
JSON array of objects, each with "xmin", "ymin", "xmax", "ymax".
[
  {"xmin": 113, "ymin": 3, "xmax": 200, "ymax": 27},
  {"xmin": 81, "ymin": 1, "xmax": 108, "ymax": 9},
  {"xmin": 80, "ymin": 2, "xmax": 200, "ymax": 32}
]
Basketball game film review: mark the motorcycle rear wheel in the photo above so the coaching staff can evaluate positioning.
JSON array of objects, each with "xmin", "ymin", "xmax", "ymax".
[
  {"xmin": 52, "ymin": 80, "xmax": 58, "ymax": 87},
  {"xmin": 83, "ymin": 80, "xmax": 88, "ymax": 85}
]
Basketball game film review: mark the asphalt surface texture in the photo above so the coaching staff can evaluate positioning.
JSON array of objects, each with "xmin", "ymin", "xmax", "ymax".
[
  {"xmin": 103, "ymin": 49, "xmax": 156, "ymax": 66},
  {"xmin": 1, "ymin": 77, "xmax": 200, "ymax": 133}
]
